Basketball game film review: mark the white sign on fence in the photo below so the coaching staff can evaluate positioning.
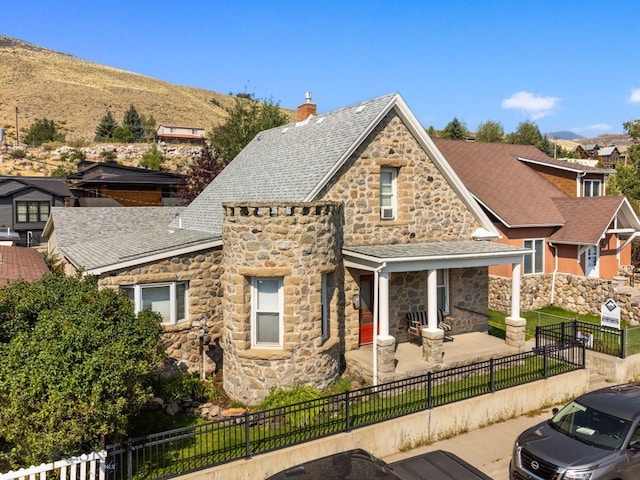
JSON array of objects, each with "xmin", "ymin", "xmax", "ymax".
[{"xmin": 601, "ymin": 298, "xmax": 621, "ymax": 329}]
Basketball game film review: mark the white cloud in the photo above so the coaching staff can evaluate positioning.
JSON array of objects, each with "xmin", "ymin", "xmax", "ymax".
[
  {"xmin": 629, "ymin": 88, "xmax": 640, "ymax": 103},
  {"xmin": 501, "ymin": 91, "xmax": 560, "ymax": 120}
]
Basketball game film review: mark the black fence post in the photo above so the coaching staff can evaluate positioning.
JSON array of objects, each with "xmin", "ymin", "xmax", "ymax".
[
  {"xmin": 489, "ymin": 358, "xmax": 495, "ymax": 393},
  {"xmin": 244, "ymin": 412, "xmax": 251, "ymax": 459},
  {"xmin": 543, "ymin": 347, "xmax": 548, "ymax": 379},
  {"xmin": 621, "ymin": 328, "xmax": 627, "ymax": 359},
  {"xmin": 535, "ymin": 325, "xmax": 540, "ymax": 350},
  {"xmin": 427, "ymin": 372, "xmax": 433, "ymax": 409},
  {"xmin": 126, "ymin": 439, "xmax": 133, "ymax": 480},
  {"xmin": 345, "ymin": 390, "xmax": 351, "ymax": 432}
]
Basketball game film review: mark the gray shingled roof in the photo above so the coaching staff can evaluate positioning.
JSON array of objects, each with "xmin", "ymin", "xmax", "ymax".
[
  {"xmin": 49, "ymin": 206, "xmax": 219, "ymax": 272},
  {"xmin": 171, "ymin": 93, "xmax": 399, "ymax": 234},
  {"xmin": 345, "ymin": 240, "xmax": 527, "ymax": 260}
]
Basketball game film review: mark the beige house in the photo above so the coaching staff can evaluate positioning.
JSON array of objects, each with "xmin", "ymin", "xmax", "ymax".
[{"xmin": 46, "ymin": 94, "xmax": 528, "ymax": 404}]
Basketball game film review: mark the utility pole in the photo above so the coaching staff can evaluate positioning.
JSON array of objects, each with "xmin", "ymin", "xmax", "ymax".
[{"xmin": 15, "ymin": 107, "xmax": 19, "ymax": 147}]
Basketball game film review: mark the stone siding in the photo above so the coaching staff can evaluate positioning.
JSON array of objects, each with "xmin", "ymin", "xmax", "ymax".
[
  {"xmin": 490, "ymin": 273, "xmax": 640, "ymax": 325},
  {"xmin": 98, "ymin": 248, "xmax": 223, "ymax": 375},
  {"xmin": 388, "ymin": 267, "xmax": 489, "ymax": 344},
  {"xmin": 319, "ymin": 111, "xmax": 483, "ymax": 351},
  {"xmin": 221, "ymin": 202, "xmax": 343, "ymax": 405}
]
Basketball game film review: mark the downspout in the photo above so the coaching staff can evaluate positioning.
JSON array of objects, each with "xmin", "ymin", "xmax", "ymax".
[
  {"xmin": 577, "ymin": 171, "xmax": 586, "ymax": 197},
  {"xmin": 372, "ymin": 262, "xmax": 387, "ymax": 388},
  {"xmin": 549, "ymin": 243, "xmax": 559, "ymax": 304}
]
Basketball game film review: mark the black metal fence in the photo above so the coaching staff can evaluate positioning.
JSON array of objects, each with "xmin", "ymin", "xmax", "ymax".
[
  {"xmin": 106, "ymin": 343, "xmax": 585, "ymax": 480},
  {"xmin": 535, "ymin": 319, "xmax": 626, "ymax": 358}
]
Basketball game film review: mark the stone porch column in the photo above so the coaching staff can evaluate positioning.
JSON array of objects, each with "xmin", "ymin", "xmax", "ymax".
[
  {"xmin": 421, "ymin": 328, "xmax": 445, "ymax": 364},
  {"xmin": 376, "ymin": 336, "xmax": 396, "ymax": 384},
  {"xmin": 506, "ymin": 262, "xmax": 526, "ymax": 347},
  {"xmin": 420, "ymin": 269, "xmax": 444, "ymax": 364}
]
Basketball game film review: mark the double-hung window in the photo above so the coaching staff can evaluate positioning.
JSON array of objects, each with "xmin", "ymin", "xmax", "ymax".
[
  {"xmin": 583, "ymin": 180, "xmax": 601, "ymax": 197},
  {"xmin": 252, "ymin": 277, "xmax": 283, "ymax": 348},
  {"xmin": 380, "ymin": 168, "xmax": 398, "ymax": 220},
  {"xmin": 16, "ymin": 201, "xmax": 50, "ymax": 223},
  {"xmin": 121, "ymin": 282, "xmax": 188, "ymax": 325},
  {"xmin": 523, "ymin": 239, "xmax": 544, "ymax": 274}
]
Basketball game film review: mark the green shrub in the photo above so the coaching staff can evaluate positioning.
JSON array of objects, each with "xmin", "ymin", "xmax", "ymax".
[
  {"xmin": 9, "ymin": 149, "xmax": 26, "ymax": 159},
  {"xmin": 155, "ymin": 375, "xmax": 207, "ymax": 401}
]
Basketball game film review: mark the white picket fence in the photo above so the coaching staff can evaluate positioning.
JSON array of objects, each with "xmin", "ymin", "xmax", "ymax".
[{"xmin": 0, "ymin": 451, "xmax": 107, "ymax": 480}]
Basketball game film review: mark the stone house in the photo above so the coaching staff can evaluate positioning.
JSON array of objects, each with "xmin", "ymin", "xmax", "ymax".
[
  {"xmin": 45, "ymin": 94, "xmax": 529, "ymax": 404},
  {"xmin": 435, "ymin": 139, "xmax": 640, "ymax": 313}
]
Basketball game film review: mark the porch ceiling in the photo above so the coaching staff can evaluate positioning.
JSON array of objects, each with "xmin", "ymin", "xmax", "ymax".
[{"xmin": 343, "ymin": 240, "xmax": 529, "ymax": 272}]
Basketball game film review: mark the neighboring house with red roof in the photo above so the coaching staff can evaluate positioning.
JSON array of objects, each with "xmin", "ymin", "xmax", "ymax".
[
  {"xmin": 45, "ymin": 94, "xmax": 530, "ymax": 404},
  {"xmin": 0, "ymin": 245, "xmax": 49, "ymax": 285},
  {"xmin": 435, "ymin": 139, "xmax": 640, "ymax": 284},
  {"xmin": 155, "ymin": 124, "xmax": 205, "ymax": 145}
]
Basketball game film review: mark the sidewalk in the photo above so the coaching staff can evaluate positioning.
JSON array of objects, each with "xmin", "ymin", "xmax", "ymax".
[{"xmin": 383, "ymin": 405, "xmax": 559, "ymax": 479}]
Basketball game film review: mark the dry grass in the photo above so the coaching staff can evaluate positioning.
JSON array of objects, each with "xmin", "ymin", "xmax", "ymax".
[{"xmin": 0, "ymin": 35, "xmax": 294, "ymax": 143}]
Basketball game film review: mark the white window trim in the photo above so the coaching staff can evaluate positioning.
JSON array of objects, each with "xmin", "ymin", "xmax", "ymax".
[
  {"xmin": 122, "ymin": 282, "xmax": 188, "ymax": 325},
  {"xmin": 251, "ymin": 277, "xmax": 284, "ymax": 348},
  {"xmin": 583, "ymin": 179, "xmax": 601, "ymax": 197},
  {"xmin": 380, "ymin": 167, "xmax": 398, "ymax": 220},
  {"xmin": 523, "ymin": 239, "xmax": 544, "ymax": 275},
  {"xmin": 437, "ymin": 269, "xmax": 450, "ymax": 314}
]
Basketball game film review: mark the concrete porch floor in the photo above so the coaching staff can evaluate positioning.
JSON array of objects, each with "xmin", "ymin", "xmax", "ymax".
[{"xmin": 345, "ymin": 332, "xmax": 536, "ymax": 381}]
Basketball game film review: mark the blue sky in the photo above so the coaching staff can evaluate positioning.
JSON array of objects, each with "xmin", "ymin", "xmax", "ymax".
[{"xmin": 3, "ymin": 1, "xmax": 640, "ymax": 136}]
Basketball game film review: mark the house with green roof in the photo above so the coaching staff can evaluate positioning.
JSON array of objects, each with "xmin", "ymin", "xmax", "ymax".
[{"xmin": 45, "ymin": 93, "xmax": 528, "ymax": 404}]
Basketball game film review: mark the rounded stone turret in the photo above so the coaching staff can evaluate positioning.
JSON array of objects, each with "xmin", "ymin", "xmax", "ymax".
[{"xmin": 221, "ymin": 201, "xmax": 343, "ymax": 404}]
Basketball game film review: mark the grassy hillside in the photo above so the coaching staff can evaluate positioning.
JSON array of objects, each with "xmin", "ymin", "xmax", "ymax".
[{"xmin": 0, "ymin": 35, "xmax": 292, "ymax": 143}]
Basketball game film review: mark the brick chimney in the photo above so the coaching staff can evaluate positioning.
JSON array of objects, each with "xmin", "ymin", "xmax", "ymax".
[{"xmin": 297, "ymin": 91, "xmax": 316, "ymax": 121}]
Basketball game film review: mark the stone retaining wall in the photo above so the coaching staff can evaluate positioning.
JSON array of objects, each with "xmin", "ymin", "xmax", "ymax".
[{"xmin": 490, "ymin": 273, "xmax": 640, "ymax": 325}]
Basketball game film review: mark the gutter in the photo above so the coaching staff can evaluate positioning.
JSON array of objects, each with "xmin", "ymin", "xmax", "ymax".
[{"xmin": 548, "ymin": 243, "xmax": 559, "ymax": 304}]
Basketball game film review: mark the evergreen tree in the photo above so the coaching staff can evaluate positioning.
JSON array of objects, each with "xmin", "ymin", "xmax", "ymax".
[
  {"xmin": 94, "ymin": 111, "xmax": 118, "ymax": 141},
  {"xmin": 122, "ymin": 105, "xmax": 145, "ymax": 142},
  {"xmin": 441, "ymin": 117, "xmax": 468, "ymax": 140},
  {"xmin": 22, "ymin": 118, "xmax": 64, "ymax": 146}
]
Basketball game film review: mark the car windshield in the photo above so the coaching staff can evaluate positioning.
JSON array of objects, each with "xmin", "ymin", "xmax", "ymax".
[{"xmin": 550, "ymin": 400, "xmax": 632, "ymax": 450}]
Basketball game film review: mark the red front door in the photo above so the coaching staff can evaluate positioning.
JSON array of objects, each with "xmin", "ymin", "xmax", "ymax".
[{"xmin": 359, "ymin": 275, "xmax": 375, "ymax": 345}]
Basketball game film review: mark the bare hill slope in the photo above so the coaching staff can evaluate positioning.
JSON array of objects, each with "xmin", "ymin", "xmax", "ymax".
[{"xmin": 0, "ymin": 36, "xmax": 289, "ymax": 142}]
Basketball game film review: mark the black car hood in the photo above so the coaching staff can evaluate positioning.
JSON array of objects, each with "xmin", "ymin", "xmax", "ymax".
[{"xmin": 519, "ymin": 421, "xmax": 617, "ymax": 468}]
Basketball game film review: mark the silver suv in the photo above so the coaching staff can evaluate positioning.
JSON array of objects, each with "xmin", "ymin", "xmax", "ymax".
[{"xmin": 510, "ymin": 383, "xmax": 640, "ymax": 479}]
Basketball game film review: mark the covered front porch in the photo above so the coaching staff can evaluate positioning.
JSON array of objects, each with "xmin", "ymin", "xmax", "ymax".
[
  {"xmin": 345, "ymin": 331, "xmax": 536, "ymax": 383},
  {"xmin": 343, "ymin": 240, "xmax": 532, "ymax": 386}
]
